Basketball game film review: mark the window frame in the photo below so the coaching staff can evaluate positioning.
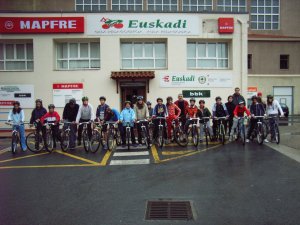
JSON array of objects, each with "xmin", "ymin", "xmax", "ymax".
[
  {"xmin": 56, "ymin": 42, "xmax": 101, "ymax": 70},
  {"xmin": 182, "ymin": 0, "xmax": 213, "ymax": 12},
  {"xmin": 217, "ymin": 0, "xmax": 247, "ymax": 12},
  {"xmin": 0, "ymin": 43, "xmax": 33, "ymax": 72},
  {"xmin": 248, "ymin": 54, "xmax": 252, "ymax": 70},
  {"xmin": 112, "ymin": 0, "xmax": 143, "ymax": 11},
  {"xmin": 147, "ymin": 0, "xmax": 178, "ymax": 12},
  {"xmin": 75, "ymin": 0, "xmax": 107, "ymax": 12},
  {"xmin": 121, "ymin": 41, "xmax": 167, "ymax": 70},
  {"xmin": 279, "ymin": 54, "xmax": 289, "ymax": 70}
]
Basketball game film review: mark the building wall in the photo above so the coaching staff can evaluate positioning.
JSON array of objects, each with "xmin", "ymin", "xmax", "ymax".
[{"xmin": 0, "ymin": 13, "xmax": 248, "ymax": 120}]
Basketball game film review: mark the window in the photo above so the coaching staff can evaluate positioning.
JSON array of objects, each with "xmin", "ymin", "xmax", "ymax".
[
  {"xmin": 148, "ymin": 0, "xmax": 178, "ymax": 12},
  {"xmin": 75, "ymin": 0, "xmax": 107, "ymax": 11},
  {"xmin": 187, "ymin": 42, "xmax": 229, "ymax": 69},
  {"xmin": 0, "ymin": 43, "xmax": 33, "ymax": 71},
  {"xmin": 112, "ymin": 0, "xmax": 143, "ymax": 11},
  {"xmin": 250, "ymin": 0, "xmax": 280, "ymax": 30},
  {"xmin": 182, "ymin": 0, "xmax": 212, "ymax": 12},
  {"xmin": 248, "ymin": 54, "xmax": 252, "ymax": 69},
  {"xmin": 280, "ymin": 55, "xmax": 289, "ymax": 69},
  {"xmin": 217, "ymin": 0, "xmax": 246, "ymax": 12},
  {"xmin": 56, "ymin": 42, "xmax": 100, "ymax": 70},
  {"xmin": 121, "ymin": 42, "xmax": 167, "ymax": 69}
]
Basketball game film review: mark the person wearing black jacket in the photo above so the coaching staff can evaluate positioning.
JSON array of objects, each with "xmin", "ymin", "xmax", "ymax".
[
  {"xmin": 62, "ymin": 98, "xmax": 79, "ymax": 149},
  {"xmin": 29, "ymin": 99, "xmax": 47, "ymax": 149},
  {"xmin": 232, "ymin": 87, "xmax": 245, "ymax": 106},
  {"xmin": 225, "ymin": 95, "xmax": 235, "ymax": 136}
]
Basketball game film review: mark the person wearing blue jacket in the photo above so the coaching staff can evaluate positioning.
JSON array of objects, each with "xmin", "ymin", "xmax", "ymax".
[
  {"xmin": 7, "ymin": 101, "xmax": 27, "ymax": 151},
  {"xmin": 152, "ymin": 97, "xmax": 168, "ymax": 142},
  {"xmin": 120, "ymin": 101, "xmax": 137, "ymax": 147}
]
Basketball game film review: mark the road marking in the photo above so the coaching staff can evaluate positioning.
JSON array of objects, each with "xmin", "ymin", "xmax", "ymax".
[
  {"xmin": 110, "ymin": 159, "xmax": 150, "ymax": 165},
  {"xmin": 166, "ymin": 142, "xmax": 218, "ymax": 147},
  {"xmin": 113, "ymin": 151, "xmax": 149, "ymax": 157},
  {"xmin": 99, "ymin": 150, "xmax": 112, "ymax": 166},
  {"xmin": 0, "ymin": 147, "xmax": 10, "ymax": 155},
  {"xmin": 0, "ymin": 152, "xmax": 49, "ymax": 164},
  {"xmin": 151, "ymin": 145, "xmax": 160, "ymax": 163},
  {"xmin": 54, "ymin": 150, "xmax": 100, "ymax": 165},
  {"xmin": 162, "ymin": 150, "xmax": 195, "ymax": 156},
  {"xmin": 0, "ymin": 164, "xmax": 99, "ymax": 170}
]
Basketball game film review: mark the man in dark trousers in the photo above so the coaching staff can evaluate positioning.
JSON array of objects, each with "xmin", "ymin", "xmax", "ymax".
[
  {"xmin": 62, "ymin": 98, "xmax": 79, "ymax": 149},
  {"xmin": 225, "ymin": 95, "xmax": 235, "ymax": 136},
  {"xmin": 232, "ymin": 87, "xmax": 245, "ymax": 106},
  {"xmin": 174, "ymin": 93, "xmax": 189, "ymax": 126}
]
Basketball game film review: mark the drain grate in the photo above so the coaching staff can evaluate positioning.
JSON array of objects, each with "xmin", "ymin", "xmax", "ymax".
[{"xmin": 145, "ymin": 200, "xmax": 193, "ymax": 220}]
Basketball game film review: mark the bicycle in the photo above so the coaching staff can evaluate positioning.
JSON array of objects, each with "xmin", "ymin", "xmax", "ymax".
[
  {"xmin": 266, "ymin": 115, "xmax": 280, "ymax": 144},
  {"xmin": 249, "ymin": 116, "xmax": 265, "ymax": 145},
  {"xmin": 234, "ymin": 116, "xmax": 247, "ymax": 146},
  {"xmin": 213, "ymin": 117, "xmax": 227, "ymax": 145},
  {"xmin": 172, "ymin": 117, "xmax": 187, "ymax": 147},
  {"xmin": 136, "ymin": 119, "xmax": 150, "ymax": 149},
  {"xmin": 185, "ymin": 118, "xmax": 200, "ymax": 147},
  {"xmin": 153, "ymin": 117, "xmax": 166, "ymax": 148},
  {"xmin": 200, "ymin": 117, "xmax": 212, "ymax": 146},
  {"xmin": 60, "ymin": 121, "xmax": 73, "ymax": 152},
  {"xmin": 6, "ymin": 121, "xmax": 26, "ymax": 154},
  {"xmin": 26, "ymin": 122, "xmax": 44, "ymax": 153},
  {"xmin": 106, "ymin": 121, "xmax": 120, "ymax": 151},
  {"xmin": 43, "ymin": 122, "xmax": 58, "ymax": 153},
  {"xmin": 124, "ymin": 122, "xmax": 133, "ymax": 150},
  {"xmin": 80, "ymin": 121, "xmax": 102, "ymax": 153}
]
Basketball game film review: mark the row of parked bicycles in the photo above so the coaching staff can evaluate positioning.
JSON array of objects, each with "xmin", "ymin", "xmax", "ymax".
[{"xmin": 5, "ymin": 115, "xmax": 280, "ymax": 154}]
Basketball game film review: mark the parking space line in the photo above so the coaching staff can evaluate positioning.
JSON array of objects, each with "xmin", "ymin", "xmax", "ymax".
[
  {"xmin": 113, "ymin": 151, "xmax": 149, "ymax": 157},
  {"xmin": 0, "ymin": 147, "xmax": 10, "ymax": 155},
  {"xmin": 0, "ymin": 152, "xmax": 49, "ymax": 164},
  {"xmin": 162, "ymin": 150, "xmax": 195, "ymax": 156},
  {"xmin": 151, "ymin": 145, "xmax": 160, "ymax": 163},
  {"xmin": 110, "ymin": 159, "xmax": 150, "ymax": 165},
  {"xmin": 99, "ymin": 150, "xmax": 112, "ymax": 166},
  {"xmin": 54, "ymin": 150, "xmax": 100, "ymax": 165},
  {"xmin": 0, "ymin": 164, "xmax": 99, "ymax": 170}
]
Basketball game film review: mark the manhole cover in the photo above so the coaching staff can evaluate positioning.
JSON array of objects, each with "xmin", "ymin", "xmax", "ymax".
[{"xmin": 145, "ymin": 200, "xmax": 193, "ymax": 220}]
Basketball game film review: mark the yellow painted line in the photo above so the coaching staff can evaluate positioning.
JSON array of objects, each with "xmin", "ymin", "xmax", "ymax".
[
  {"xmin": 0, "ymin": 152, "xmax": 49, "ymax": 164},
  {"xmin": 0, "ymin": 164, "xmax": 99, "ymax": 170},
  {"xmin": 55, "ymin": 150, "xmax": 100, "ymax": 165},
  {"xmin": 99, "ymin": 150, "xmax": 112, "ymax": 166},
  {"xmin": 158, "ymin": 144, "xmax": 222, "ymax": 163},
  {"xmin": 162, "ymin": 150, "xmax": 195, "ymax": 156},
  {"xmin": 151, "ymin": 145, "xmax": 160, "ymax": 163}
]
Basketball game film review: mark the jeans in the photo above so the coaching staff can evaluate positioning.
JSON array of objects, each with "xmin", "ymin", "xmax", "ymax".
[
  {"xmin": 121, "ymin": 126, "xmax": 136, "ymax": 145},
  {"xmin": 63, "ymin": 120, "xmax": 77, "ymax": 148},
  {"xmin": 13, "ymin": 125, "xmax": 26, "ymax": 150},
  {"xmin": 230, "ymin": 118, "xmax": 244, "ymax": 136},
  {"xmin": 269, "ymin": 114, "xmax": 278, "ymax": 140},
  {"xmin": 199, "ymin": 121, "xmax": 213, "ymax": 140}
]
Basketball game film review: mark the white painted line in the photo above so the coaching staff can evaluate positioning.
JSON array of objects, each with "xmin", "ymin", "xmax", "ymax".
[
  {"xmin": 110, "ymin": 159, "xmax": 150, "ymax": 165},
  {"xmin": 0, "ymin": 147, "xmax": 10, "ymax": 154},
  {"xmin": 116, "ymin": 145, "xmax": 148, "ymax": 150},
  {"xmin": 266, "ymin": 143, "xmax": 300, "ymax": 163},
  {"xmin": 113, "ymin": 151, "xmax": 149, "ymax": 157}
]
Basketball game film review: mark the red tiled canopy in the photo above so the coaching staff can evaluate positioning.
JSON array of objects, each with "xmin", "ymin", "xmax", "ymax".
[{"xmin": 111, "ymin": 71, "xmax": 155, "ymax": 80}]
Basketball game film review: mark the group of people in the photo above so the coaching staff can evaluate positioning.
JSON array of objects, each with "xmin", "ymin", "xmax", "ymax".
[{"xmin": 6, "ymin": 87, "xmax": 284, "ymax": 152}]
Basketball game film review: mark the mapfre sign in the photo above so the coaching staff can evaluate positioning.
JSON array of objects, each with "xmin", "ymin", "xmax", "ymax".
[
  {"xmin": 218, "ymin": 18, "xmax": 234, "ymax": 34},
  {"xmin": 0, "ymin": 17, "xmax": 84, "ymax": 33}
]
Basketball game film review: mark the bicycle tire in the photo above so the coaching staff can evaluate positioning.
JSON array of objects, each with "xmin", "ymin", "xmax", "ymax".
[
  {"xmin": 126, "ymin": 129, "xmax": 130, "ymax": 150},
  {"xmin": 158, "ymin": 127, "xmax": 164, "ymax": 148},
  {"xmin": 46, "ymin": 131, "xmax": 54, "ymax": 153},
  {"xmin": 26, "ymin": 132, "xmax": 44, "ymax": 153},
  {"xmin": 174, "ymin": 126, "xmax": 188, "ymax": 147},
  {"xmin": 107, "ymin": 129, "xmax": 116, "ymax": 151},
  {"xmin": 257, "ymin": 123, "xmax": 264, "ymax": 145},
  {"xmin": 90, "ymin": 130, "xmax": 101, "ymax": 153},
  {"xmin": 11, "ymin": 132, "xmax": 17, "ymax": 154},
  {"xmin": 220, "ymin": 124, "xmax": 225, "ymax": 145},
  {"xmin": 192, "ymin": 126, "xmax": 199, "ymax": 147},
  {"xmin": 115, "ymin": 129, "xmax": 122, "ymax": 146},
  {"xmin": 142, "ymin": 127, "xmax": 149, "ymax": 149},
  {"xmin": 60, "ymin": 131, "xmax": 70, "ymax": 152},
  {"xmin": 274, "ymin": 123, "xmax": 280, "ymax": 144},
  {"xmin": 241, "ymin": 124, "xmax": 246, "ymax": 146},
  {"xmin": 82, "ymin": 131, "xmax": 90, "ymax": 152},
  {"xmin": 205, "ymin": 126, "xmax": 209, "ymax": 146}
]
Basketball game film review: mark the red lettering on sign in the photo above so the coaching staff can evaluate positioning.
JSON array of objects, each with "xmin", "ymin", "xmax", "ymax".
[
  {"xmin": 53, "ymin": 83, "xmax": 83, "ymax": 89},
  {"xmin": 218, "ymin": 18, "xmax": 234, "ymax": 34}
]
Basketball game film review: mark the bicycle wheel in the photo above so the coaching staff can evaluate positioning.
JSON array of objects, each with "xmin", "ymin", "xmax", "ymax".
[
  {"xmin": 90, "ymin": 130, "xmax": 101, "ymax": 153},
  {"xmin": 157, "ymin": 127, "xmax": 164, "ymax": 148},
  {"xmin": 60, "ymin": 131, "xmax": 70, "ymax": 152},
  {"xmin": 241, "ymin": 125, "xmax": 246, "ymax": 146},
  {"xmin": 192, "ymin": 126, "xmax": 199, "ymax": 147},
  {"xmin": 142, "ymin": 127, "xmax": 150, "ymax": 149},
  {"xmin": 274, "ymin": 123, "xmax": 280, "ymax": 144},
  {"xmin": 26, "ymin": 132, "xmax": 44, "ymax": 153},
  {"xmin": 174, "ymin": 126, "xmax": 188, "ymax": 147},
  {"xmin": 219, "ymin": 124, "xmax": 225, "ymax": 145},
  {"xmin": 11, "ymin": 132, "xmax": 17, "ymax": 154},
  {"xmin": 257, "ymin": 124, "xmax": 264, "ymax": 145},
  {"xmin": 82, "ymin": 131, "xmax": 90, "ymax": 152},
  {"xmin": 115, "ymin": 129, "xmax": 122, "ymax": 146},
  {"xmin": 107, "ymin": 129, "xmax": 116, "ymax": 151},
  {"xmin": 126, "ymin": 129, "xmax": 130, "ymax": 150},
  {"xmin": 262, "ymin": 121, "xmax": 269, "ymax": 140},
  {"xmin": 46, "ymin": 131, "xmax": 54, "ymax": 153}
]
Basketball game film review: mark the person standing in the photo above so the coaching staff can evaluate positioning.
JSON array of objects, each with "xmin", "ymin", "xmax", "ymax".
[
  {"xmin": 134, "ymin": 96, "xmax": 150, "ymax": 146},
  {"xmin": 146, "ymin": 101, "xmax": 153, "ymax": 117},
  {"xmin": 120, "ymin": 101, "xmax": 137, "ymax": 147},
  {"xmin": 232, "ymin": 87, "xmax": 245, "ymax": 106},
  {"xmin": 174, "ymin": 93, "xmax": 189, "ymax": 127},
  {"xmin": 62, "ymin": 98, "xmax": 79, "ymax": 149},
  {"xmin": 152, "ymin": 98, "xmax": 168, "ymax": 142},
  {"xmin": 96, "ymin": 96, "xmax": 109, "ymax": 150},
  {"xmin": 225, "ymin": 95, "xmax": 235, "ymax": 136},
  {"xmin": 7, "ymin": 101, "xmax": 27, "ymax": 151},
  {"xmin": 166, "ymin": 96, "xmax": 181, "ymax": 143}
]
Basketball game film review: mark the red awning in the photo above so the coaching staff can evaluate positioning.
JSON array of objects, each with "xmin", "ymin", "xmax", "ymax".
[{"xmin": 111, "ymin": 71, "xmax": 155, "ymax": 80}]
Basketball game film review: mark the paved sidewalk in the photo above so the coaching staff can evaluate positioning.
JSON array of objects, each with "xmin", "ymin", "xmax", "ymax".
[{"xmin": 279, "ymin": 124, "xmax": 300, "ymax": 150}]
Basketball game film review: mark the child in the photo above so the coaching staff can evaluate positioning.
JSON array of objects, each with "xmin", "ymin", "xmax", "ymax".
[
  {"xmin": 198, "ymin": 100, "xmax": 213, "ymax": 143},
  {"xmin": 152, "ymin": 97, "xmax": 168, "ymax": 142},
  {"xmin": 120, "ymin": 101, "xmax": 137, "ymax": 147},
  {"xmin": 185, "ymin": 98, "xmax": 198, "ymax": 134},
  {"xmin": 212, "ymin": 96, "xmax": 229, "ymax": 140},
  {"xmin": 166, "ymin": 96, "xmax": 181, "ymax": 143}
]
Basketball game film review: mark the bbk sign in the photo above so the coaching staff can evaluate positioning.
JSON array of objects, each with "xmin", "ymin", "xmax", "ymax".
[
  {"xmin": 0, "ymin": 17, "xmax": 84, "ymax": 34},
  {"xmin": 87, "ymin": 14, "xmax": 201, "ymax": 36},
  {"xmin": 182, "ymin": 90, "xmax": 211, "ymax": 98}
]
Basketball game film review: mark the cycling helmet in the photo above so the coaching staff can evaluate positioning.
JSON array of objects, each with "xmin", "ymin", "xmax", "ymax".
[
  {"xmin": 48, "ymin": 104, "xmax": 55, "ymax": 109},
  {"xmin": 166, "ymin": 96, "xmax": 173, "ymax": 101},
  {"xmin": 190, "ymin": 98, "xmax": 196, "ymax": 102},
  {"xmin": 69, "ymin": 98, "xmax": 76, "ymax": 104},
  {"xmin": 137, "ymin": 96, "xmax": 143, "ymax": 101},
  {"xmin": 156, "ymin": 97, "xmax": 163, "ymax": 102},
  {"xmin": 124, "ymin": 101, "xmax": 131, "ymax": 105},
  {"xmin": 267, "ymin": 94, "xmax": 273, "ymax": 99},
  {"xmin": 146, "ymin": 101, "xmax": 152, "ymax": 105},
  {"xmin": 199, "ymin": 100, "xmax": 205, "ymax": 104},
  {"xmin": 215, "ymin": 96, "xmax": 222, "ymax": 101},
  {"xmin": 99, "ymin": 96, "xmax": 106, "ymax": 101},
  {"xmin": 251, "ymin": 95, "xmax": 258, "ymax": 101},
  {"xmin": 13, "ymin": 101, "xmax": 20, "ymax": 106},
  {"xmin": 238, "ymin": 101, "xmax": 245, "ymax": 105},
  {"xmin": 35, "ymin": 99, "xmax": 43, "ymax": 104},
  {"xmin": 82, "ymin": 96, "xmax": 89, "ymax": 101}
]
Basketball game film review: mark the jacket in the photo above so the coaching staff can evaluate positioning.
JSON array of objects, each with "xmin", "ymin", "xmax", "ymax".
[
  {"xmin": 41, "ymin": 111, "xmax": 60, "ymax": 124},
  {"xmin": 167, "ymin": 103, "xmax": 181, "ymax": 118},
  {"xmin": 63, "ymin": 103, "xmax": 79, "ymax": 122},
  {"xmin": 30, "ymin": 107, "xmax": 47, "ymax": 124},
  {"xmin": 96, "ymin": 103, "xmax": 109, "ymax": 120},
  {"xmin": 250, "ymin": 103, "xmax": 265, "ymax": 117},
  {"xmin": 233, "ymin": 106, "xmax": 250, "ymax": 117},
  {"xmin": 174, "ymin": 100, "xmax": 189, "ymax": 116},
  {"xmin": 153, "ymin": 104, "xmax": 168, "ymax": 117},
  {"xmin": 120, "ymin": 107, "xmax": 136, "ymax": 127},
  {"xmin": 266, "ymin": 100, "xmax": 284, "ymax": 116},
  {"xmin": 232, "ymin": 94, "xmax": 245, "ymax": 106},
  {"xmin": 134, "ymin": 103, "xmax": 149, "ymax": 120},
  {"xmin": 76, "ymin": 103, "xmax": 95, "ymax": 123},
  {"xmin": 186, "ymin": 105, "xmax": 198, "ymax": 118},
  {"xmin": 8, "ymin": 109, "xmax": 25, "ymax": 124},
  {"xmin": 225, "ymin": 102, "xmax": 236, "ymax": 117},
  {"xmin": 105, "ymin": 108, "xmax": 120, "ymax": 122},
  {"xmin": 212, "ymin": 103, "xmax": 229, "ymax": 117},
  {"xmin": 197, "ymin": 107, "xmax": 211, "ymax": 118}
]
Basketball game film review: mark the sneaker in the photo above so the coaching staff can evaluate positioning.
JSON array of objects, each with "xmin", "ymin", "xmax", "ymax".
[
  {"xmin": 22, "ymin": 148, "xmax": 27, "ymax": 152},
  {"xmin": 264, "ymin": 139, "xmax": 269, "ymax": 143},
  {"xmin": 246, "ymin": 139, "xmax": 250, "ymax": 143},
  {"xmin": 229, "ymin": 136, "xmax": 233, "ymax": 142}
]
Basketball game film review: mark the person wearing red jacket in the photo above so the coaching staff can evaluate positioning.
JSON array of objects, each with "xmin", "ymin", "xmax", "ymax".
[
  {"xmin": 41, "ymin": 104, "xmax": 61, "ymax": 150},
  {"xmin": 184, "ymin": 98, "xmax": 198, "ymax": 133},
  {"xmin": 174, "ymin": 93, "xmax": 189, "ymax": 127},
  {"xmin": 229, "ymin": 101, "xmax": 251, "ymax": 142},
  {"xmin": 166, "ymin": 96, "xmax": 181, "ymax": 143}
]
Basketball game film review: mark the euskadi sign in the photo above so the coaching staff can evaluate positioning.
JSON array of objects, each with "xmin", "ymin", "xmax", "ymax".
[{"xmin": 87, "ymin": 14, "xmax": 201, "ymax": 35}]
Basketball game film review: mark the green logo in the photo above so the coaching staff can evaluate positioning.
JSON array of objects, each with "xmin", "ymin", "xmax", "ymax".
[{"xmin": 198, "ymin": 76, "xmax": 206, "ymax": 84}]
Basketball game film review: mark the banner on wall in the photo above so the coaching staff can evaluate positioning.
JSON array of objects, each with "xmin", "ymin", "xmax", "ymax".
[
  {"xmin": 53, "ymin": 83, "xmax": 83, "ymax": 107},
  {"xmin": 87, "ymin": 14, "xmax": 201, "ymax": 36},
  {"xmin": 0, "ymin": 85, "xmax": 34, "ymax": 108},
  {"xmin": 160, "ymin": 72, "xmax": 233, "ymax": 88}
]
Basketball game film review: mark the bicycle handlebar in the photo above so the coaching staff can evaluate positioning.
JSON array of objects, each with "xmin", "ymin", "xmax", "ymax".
[
  {"xmin": 213, "ymin": 117, "xmax": 227, "ymax": 120},
  {"xmin": 6, "ymin": 121, "xmax": 26, "ymax": 126}
]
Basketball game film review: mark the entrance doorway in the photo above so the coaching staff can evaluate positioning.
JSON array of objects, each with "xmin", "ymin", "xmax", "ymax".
[
  {"xmin": 120, "ymin": 82, "xmax": 146, "ymax": 110},
  {"xmin": 273, "ymin": 86, "xmax": 294, "ymax": 114}
]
